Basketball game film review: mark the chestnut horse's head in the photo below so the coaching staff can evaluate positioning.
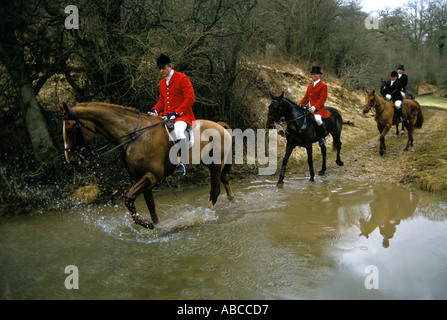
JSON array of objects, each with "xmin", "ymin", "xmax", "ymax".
[
  {"xmin": 363, "ymin": 90, "xmax": 377, "ymax": 114},
  {"xmin": 59, "ymin": 102, "xmax": 96, "ymax": 165},
  {"xmin": 266, "ymin": 92, "xmax": 285, "ymax": 129}
]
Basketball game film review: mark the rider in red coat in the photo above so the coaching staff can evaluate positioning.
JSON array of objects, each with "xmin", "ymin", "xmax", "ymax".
[
  {"xmin": 149, "ymin": 54, "xmax": 196, "ymax": 175},
  {"xmin": 152, "ymin": 64, "xmax": 196, "ymax": 126},
  {"xmin": 299, "ymin": 66, "xmax": 330, "ymax": 145}
]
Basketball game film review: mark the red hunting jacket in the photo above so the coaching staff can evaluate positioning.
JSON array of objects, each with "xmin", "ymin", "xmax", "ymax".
[
  {"xmin": 299, "ymin": 80, "xmax": 331, "ymax": 118},
  {"xmin": 154, "ymin": 71, "xmax": 196, "ymax": 126}
]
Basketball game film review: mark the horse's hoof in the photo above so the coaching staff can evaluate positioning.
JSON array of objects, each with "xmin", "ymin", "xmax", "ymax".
[
  {"xmin": 146, "ymin": 221, "xmax": 155, "ymax": 229},
  {"xmin": 139, "ymin": 220, "xmax": 154, "ymax": 229},
  {"xmin": 277, "ymin": 181, "xmax": 284, "ymax": 188},
  {"xmin": 309, "ymin": 177, "xmax": 315, "ymax": 182},
  {"xmin": 318, "ymin": 171, "xmax": 325, "ymax": 176},
  {"xmin": 336, "ymin": 160, "xmax": 344, "ymax": 166},
  {"xmin": 133, "ymin": 213, "xmax": 155, "ymax": 229}
]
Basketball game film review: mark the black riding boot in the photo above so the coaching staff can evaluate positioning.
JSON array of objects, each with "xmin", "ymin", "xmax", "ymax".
[
  {"xmin": 396, "ymin": 107, "xmax": 403, "ymax": 123},
  {"xmin": 318, "ymin": 124, "xmax": 327, "ymax": 146},
  {"xmin": 173, "ymin": 138, "xmax": 188, "ymax": 175}
]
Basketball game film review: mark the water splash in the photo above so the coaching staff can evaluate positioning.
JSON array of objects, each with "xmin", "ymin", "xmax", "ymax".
[{"xmin": 77, "ymin": 202, "xmax": 218, "ymax": 244}]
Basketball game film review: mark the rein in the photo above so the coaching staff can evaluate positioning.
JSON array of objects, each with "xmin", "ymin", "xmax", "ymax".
[
  {"xmin": 270, "ymin": 102, "xmax": 309, "ymax": 127},
  {"xmin": 66, "ymin": 107, "xmax": 170, "ymax": 158},
  {"xmin": 279, "ymin": 112, "xmax": 308, "ymax": 125}
]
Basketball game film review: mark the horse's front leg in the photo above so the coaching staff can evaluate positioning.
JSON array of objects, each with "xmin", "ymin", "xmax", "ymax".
[
  {"xmin": 318, "ymin": 143, "xmax": 327, "ymax": 176},
  {"xmin": 125, "ymin": 173, "xmax": 159, "ymax": 229},
  {"xmin": 379, "ymin": 124, "xmax": 391, "ymax": 156},
  {"xmin": 277, "ymin": 143, "xmax": 295, "ymax": 187},
  {"xmin": 306, "ymin": 144, "xmax": 315, "ymax": 181}
]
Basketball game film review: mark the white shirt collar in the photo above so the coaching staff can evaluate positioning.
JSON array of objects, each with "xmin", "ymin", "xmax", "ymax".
[
  {"xmin": 166, "ymin": 69, "xmax": 174, "ymax": 84},
  {"xmin": 313, "ymin": 79, "xmax": 320, "ymax": 87}
]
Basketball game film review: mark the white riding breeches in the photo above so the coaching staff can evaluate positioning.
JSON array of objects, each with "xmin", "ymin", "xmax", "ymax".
[
  {"xmin": 314, "ymin": 114, "xmax": 323, "ymax": 126},
  {"xmin": 395, "ymin": 100, "xmax": 402, "ymax": 109},
  {"xmin": 174, "ymin": 121, "xmax": 188, "ymax": 140}
]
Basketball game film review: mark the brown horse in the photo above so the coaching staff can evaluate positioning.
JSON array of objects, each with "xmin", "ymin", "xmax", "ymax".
[
  {"xmin": 60, "ymin": 102, "xmax": 234, "ymax": 229},
  {"xmin": 363, "ymin": 90, "xmax": 424, "ymax": 156}
]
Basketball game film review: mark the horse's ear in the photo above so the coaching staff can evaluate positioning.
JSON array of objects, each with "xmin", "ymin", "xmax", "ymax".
[
  {"xmin": 59, "ymin": 102, "xmax": 71, "ymax": 119},
  {"xmin": 269, "ymin": 91, "xmax": 275, "ymax": 100},
  {"xmin": 372, "ymin": 90, "xmax": 375, "ymax": 95},
  {"xmin": 279, "ymin": 92, "xmax": 284, "ymax": 100}
]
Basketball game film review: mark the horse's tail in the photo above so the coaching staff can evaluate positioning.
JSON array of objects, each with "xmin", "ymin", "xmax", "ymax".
[
  {"xmin": 414, "ymin": 100, "xmax": 424, "ymax": 129},
  {"xmin": 327, "ymin": 107, "xmax": 343, "ymax": 151}
]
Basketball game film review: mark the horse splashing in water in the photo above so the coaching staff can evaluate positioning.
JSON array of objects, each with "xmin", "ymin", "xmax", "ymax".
[
  {"xmin": 60, "ymin": 102, "xmax": 234, "ymax": 229},
  {"xmin": 363, "ymin": 90, "xmax": 424, "ymax": 156},
  {"xmin": 266, "ymin": 93, "xmax": 344, "ymax": 186}
]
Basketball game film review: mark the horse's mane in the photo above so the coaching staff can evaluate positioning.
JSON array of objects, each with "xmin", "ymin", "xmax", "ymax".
[
  {"xmin": 283, "ymin": 97, "xmax": 307, "ymax": 112},
  {"xmin": 283, "ymin": 97, "xmax": 299, "ymax": 108},
  {"xmin": 76, "ymin": 102, "xmax": 141, "ymax": 114}
]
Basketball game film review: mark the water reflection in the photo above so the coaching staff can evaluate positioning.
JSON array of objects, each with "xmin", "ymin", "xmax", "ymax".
[
  {"xmin": 359, "ymin": 185, "xmax": 419, "ymax": 248},
  {"xmin": 1, "ymin": 177, "xmax": 446, "ymax": 299}
]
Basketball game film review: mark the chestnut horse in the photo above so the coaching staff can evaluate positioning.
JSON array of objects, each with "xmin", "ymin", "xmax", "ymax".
[
  {"xmin": 60, "ymin": 102, "xmax": 234, "ymax": 229},
  {"xmin": 266, "ymin": 93, "xmax": 344, "ymax": 185},
  {"xmin": 363, "ymin": 90, "xmax": 424, "ymax": 156}
]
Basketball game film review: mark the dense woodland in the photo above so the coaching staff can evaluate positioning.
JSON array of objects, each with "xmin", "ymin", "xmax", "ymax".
[{"xmin": 1, "ymin": 0, "xmax": 446, "ymax": 207}]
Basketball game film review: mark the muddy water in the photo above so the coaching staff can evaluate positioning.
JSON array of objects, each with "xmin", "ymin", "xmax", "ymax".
[{"xmin": 1, "ymin": 176, "xmax": 447, "ymax": 299}]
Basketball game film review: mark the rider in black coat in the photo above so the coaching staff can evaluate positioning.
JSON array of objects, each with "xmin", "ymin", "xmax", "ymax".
[
  {"xmin": 383, "ymin": 70, "xmax": 404, "ymax": 122},
  {"xmin": 397, "ymin": 65, "xmax": 408, "ymax": 98}
]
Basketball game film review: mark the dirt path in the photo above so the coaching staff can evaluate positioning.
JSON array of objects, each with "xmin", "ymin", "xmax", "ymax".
[{"xmin": 292, "ymin": 107, "xmax": 445, "ymax": 189}]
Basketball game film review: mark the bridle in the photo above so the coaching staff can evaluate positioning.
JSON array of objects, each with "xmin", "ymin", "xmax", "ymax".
[
  {"xmin": 363, "ymin": 94, "xmax": 387, "ymax": 114},
  {"xmin": 63, "ymin": 107, "xmax": 97, "ymax": 155},
  {"xmin": 267, "ymin": 99, "xmax": 309, "ymax": 129}
]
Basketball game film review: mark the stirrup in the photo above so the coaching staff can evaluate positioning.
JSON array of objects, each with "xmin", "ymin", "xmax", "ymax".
[{"xmin": 173, "ymin": 163, "xmax": 187, "ymax": 176}]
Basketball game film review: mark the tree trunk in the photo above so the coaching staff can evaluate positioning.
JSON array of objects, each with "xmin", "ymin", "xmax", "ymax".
[{"xmin": 0, "ymin": 30, "xmax": 56, "ymax": 162}]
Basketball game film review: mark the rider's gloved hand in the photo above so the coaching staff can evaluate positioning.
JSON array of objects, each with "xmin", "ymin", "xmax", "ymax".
[
  {"xmin": 309, "ymin": 106, "xmax": 316, "ymax": 114},
  {"xmin": 148, "ymin": 109, "xmax": 158, "ymax": 116},
  {"xmin": 166, "ymin": 112, "xmax": 178, "ymax": 120}
]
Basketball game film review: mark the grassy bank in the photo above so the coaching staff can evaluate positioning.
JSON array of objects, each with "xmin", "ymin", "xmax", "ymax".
[
  {"xmin": 417, "ymin": 94, "xmax": 447, "ymax": 110},
  {"xmin": 405, "ymin": 105, "xmax": 447, "ymax": 195}
]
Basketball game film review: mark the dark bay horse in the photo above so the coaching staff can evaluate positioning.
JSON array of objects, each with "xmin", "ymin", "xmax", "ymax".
[
  {"xmin": 60, "ymin": 102, "xmax": 234, "ymax": 229},
  {"xmin": 363, "ymin": 90, "xmax": 424, "ymax": 156},
  {"xmin": 266, "ymin": 93, "xmax": 344, "ymax": 185}
]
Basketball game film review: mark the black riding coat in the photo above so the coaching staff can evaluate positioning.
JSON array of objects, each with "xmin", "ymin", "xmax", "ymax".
[
  {"xmin": 398, "ymin": 73, "xmax": 408, "ymax": 92},
  {"xmin": 383, "ymin": 79, "xmax": 403, "ymax": 103}
]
